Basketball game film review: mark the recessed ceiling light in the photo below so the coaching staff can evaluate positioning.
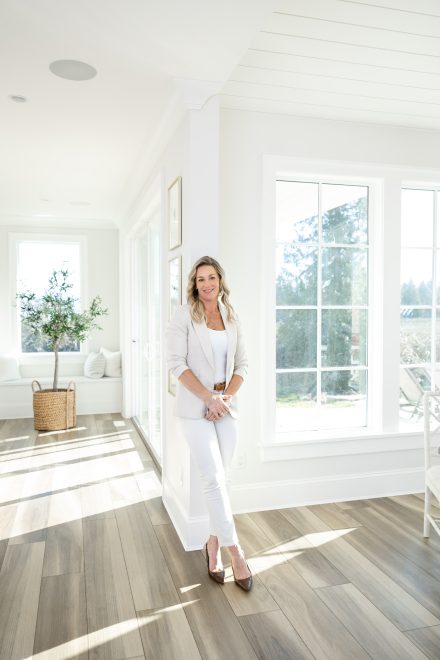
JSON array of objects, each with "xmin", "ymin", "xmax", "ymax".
[
  {"xmin": 49, "ymin": 59, "xmax": 97, "ymax": 81},
  {"xmin": 9, "ymin": 95, "xmax": 27, "ymax": 103},
  {"xmin": 70, "ymin": 201, "xmax": 90, "ymax": 206}
]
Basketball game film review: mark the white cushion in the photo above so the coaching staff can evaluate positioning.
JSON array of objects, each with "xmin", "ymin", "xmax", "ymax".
[
  {"xmin": 0, "ymin": 355, "xmax": 21, "ymax": 381},
  {"xmin": 100, "ymin": 347, "xmax": 122, "ymax": 378},
  {"xmin": 84, "ymin": 352, "xmax": 105, "ymax": 379}
]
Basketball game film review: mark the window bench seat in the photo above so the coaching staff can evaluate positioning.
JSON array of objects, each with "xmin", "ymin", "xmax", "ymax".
[{"xmin": 0, "ymin": 376, "xmax": 122, "ymax": 420}]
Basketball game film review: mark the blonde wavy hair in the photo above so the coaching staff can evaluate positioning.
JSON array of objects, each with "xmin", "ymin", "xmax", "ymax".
[{"xmin": 186, "ymin": 256, "xmax": 236, "ymax": 323}]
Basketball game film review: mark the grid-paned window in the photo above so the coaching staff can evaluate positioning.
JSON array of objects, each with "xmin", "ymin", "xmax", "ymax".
[
  {"xmin": 400, "ymin": 188, "xmax": 439, "ymax": 423},
  {"xmin": 16, "ymin": 240, "xmax": 81, "ymax": 353},
  {"xmin": 276, "ymin": 181, "xmax": 369, "ymax": 432}
]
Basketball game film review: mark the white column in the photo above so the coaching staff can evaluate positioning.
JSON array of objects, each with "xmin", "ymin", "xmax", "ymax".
[{"xmin": 162, "ymin": 94, "xmax": 221, "ymax": 550}]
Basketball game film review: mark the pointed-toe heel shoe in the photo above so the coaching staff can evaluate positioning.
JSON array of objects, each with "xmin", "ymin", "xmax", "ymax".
[
  {"xmin": 205, "ymin": 543, "xmax": 225, "ymax": 584},
  {"xmin": 232, "ymin": 561, "xmax": 253, "ymax": 592}
]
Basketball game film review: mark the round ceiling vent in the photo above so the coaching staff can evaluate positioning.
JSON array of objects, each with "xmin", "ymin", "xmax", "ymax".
[{"xmin": 49, "ymin": 59, "xmax": 97, "ymax": 81}]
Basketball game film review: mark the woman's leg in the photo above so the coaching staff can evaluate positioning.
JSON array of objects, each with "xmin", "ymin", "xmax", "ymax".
[
  {"xmin": 214, "ymin": 416, "xmax": 251, "ymax": 585},
  {"xmin": 213, "ymin": 414, "xmax": 238, "ymax": 497},
  {"xmin": 180, "ymin": 417, "xmax": 239, "ymax": 548}
]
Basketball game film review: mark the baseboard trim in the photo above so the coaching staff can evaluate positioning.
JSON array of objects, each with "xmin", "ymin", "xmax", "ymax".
[
  {"xmin": 230, "ymin": 467, "xmax": 425, "ymax": 514},
  {"xmin": 162, "ymin": 476, "xmax": 209, "ymax": 551},
  {"xmin": 162, "ymin": 467, "xmax": 424, "ymax": 549}
]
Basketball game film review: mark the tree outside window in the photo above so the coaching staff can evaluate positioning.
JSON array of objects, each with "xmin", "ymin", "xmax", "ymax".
[{"xmin": 276, "ymin": 181, "xmax": 369, "ymax": 432}]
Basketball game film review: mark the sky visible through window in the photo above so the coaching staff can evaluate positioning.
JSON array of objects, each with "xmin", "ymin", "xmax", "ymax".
[{"xmin": 17, "ymin": 241, "xmax": 81, "ymax": 298}]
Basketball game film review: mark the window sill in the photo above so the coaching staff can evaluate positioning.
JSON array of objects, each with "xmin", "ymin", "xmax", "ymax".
[{"xmin": 260, "ymin": 427, "xmax": 424, "ymax": 461}]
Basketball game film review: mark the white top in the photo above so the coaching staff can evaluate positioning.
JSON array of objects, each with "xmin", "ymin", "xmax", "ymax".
[{"xmin": 208, "ymin": 329, "xmax": 227, "ymax": 384}]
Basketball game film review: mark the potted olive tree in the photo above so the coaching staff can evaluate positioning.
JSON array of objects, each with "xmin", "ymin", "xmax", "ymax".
[{"xmin": 17, "ymin": 269, "xmax": 107, "ymax": 431}]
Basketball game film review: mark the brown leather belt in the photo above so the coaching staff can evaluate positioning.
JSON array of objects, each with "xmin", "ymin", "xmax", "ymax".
[{"xmin": 213, "ymin": 382, "xmax": 226, "ymax": 392}]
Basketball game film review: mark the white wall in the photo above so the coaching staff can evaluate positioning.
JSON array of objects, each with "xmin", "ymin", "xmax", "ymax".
[
  {"xmin": 220, "ymin": 108, "xmax": 440, "ymax": 511},
  {"xmin": 119, "ymin": 97, "xmax": 224, "ymax": 548},
  {"xmin": 0, "ymin": 224, "xmax": 120, "ymax": 374},
  {"xmin": 119, "ymin": 109, "xmax": 195, "ymax": 544}
]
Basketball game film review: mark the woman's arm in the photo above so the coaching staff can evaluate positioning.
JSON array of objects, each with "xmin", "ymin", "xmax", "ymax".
[
  {"xmin": 220, "ymin": 317, "xmax": 246, "ymax": 410},
  {"xmin": 178, "ymin": 369, "xmax": 210, "ymax": 403},
  {"xmin": 179, "ymin": 369, "xmax": 230, "ymax": 417},
  {"xmin": 166, "ymin": 306, "xmax": 192, "ymax": 379},
  {"xmin": 232, "ymin": 317, "xmax": 248, "ymax": 380}
]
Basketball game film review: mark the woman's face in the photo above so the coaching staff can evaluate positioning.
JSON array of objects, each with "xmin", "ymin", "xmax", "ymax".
[{"xmin": 195, "ymin": 265, "xmax": 220, "ymax": 306}]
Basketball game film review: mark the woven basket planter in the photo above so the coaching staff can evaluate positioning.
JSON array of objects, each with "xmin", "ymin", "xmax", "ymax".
[{"xmin": 32, "ymin": 380, "xmax": 76, "ymax": 431}]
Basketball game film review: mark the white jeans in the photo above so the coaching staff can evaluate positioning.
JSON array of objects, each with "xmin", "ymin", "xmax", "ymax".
[{"xmin": 180, "ymin": 415, "xmax": 239, "ymax": 547}]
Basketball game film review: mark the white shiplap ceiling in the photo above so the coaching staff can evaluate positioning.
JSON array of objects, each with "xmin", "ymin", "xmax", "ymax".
[
  {"xmin": 2, "ymin": 0, "xmax": 440, "ymax": 228},
  {"xmin": 222, "ymin": 0, "xmax": 440, "ymax": 130}
]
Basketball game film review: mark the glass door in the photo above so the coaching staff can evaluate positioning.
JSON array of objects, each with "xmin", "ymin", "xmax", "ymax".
[{"xmin": 133, "ymin": 208, "xmax": 162, "ymax": 464}]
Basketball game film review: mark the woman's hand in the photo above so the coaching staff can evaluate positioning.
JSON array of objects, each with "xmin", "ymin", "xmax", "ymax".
[{"xmin": 205, "ymin": 394, "xmax": 231, "ymax": 421}]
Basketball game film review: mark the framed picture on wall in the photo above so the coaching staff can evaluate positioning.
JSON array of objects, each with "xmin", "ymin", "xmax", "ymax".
[
  {"xmin": 168, "ymin": 369, "xmax": 177, "ymax": 397},
  {"xmin": 168, "ymin": 176, "xmax": 182, "ymax": 250},
  {"xmin": 169, "ymin": 255, "xmax": 181, "ymax": 319}
]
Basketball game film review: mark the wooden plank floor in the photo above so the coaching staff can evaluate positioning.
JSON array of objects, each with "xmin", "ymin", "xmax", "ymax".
[{"xmin": 0, "ymin": 416, "xmax": 439, "ymax": 659}]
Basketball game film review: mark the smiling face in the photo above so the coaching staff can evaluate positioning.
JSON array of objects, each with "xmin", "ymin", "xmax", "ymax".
[{"xmin": 195, "ymin": 264, "xmax": 220, "ymax": 306}]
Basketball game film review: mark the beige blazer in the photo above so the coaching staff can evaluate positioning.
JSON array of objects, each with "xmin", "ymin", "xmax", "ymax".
[{"xmin": 166, "ymin": 303, "xmax": 248, "ymax": 419}]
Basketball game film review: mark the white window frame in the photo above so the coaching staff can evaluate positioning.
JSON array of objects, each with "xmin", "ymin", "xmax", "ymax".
[
  {"xmin": 9, "ymin": 233, "xmax": 88, "ymax": 359},
  {"xmin": 274, "ymin": 179, "xmax": 371, "ymax": 434},
  {"xmin": 261, "ymin": 156, "xmax": 390, "ymax": 459},
  {"xmin": 399, "ymin": 184, "xmax": 440, "ymax": 420},
  {"xmin": 261, "ymin": 159, "xmax": 440, "ymax": 461}
]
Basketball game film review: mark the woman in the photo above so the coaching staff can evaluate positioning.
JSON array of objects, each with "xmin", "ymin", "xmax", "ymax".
[{"xmin": 166, "ymin": 256, "xmax": 252, "ymax": 591}]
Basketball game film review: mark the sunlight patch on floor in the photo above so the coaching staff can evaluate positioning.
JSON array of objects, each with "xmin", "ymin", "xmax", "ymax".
[
  {"xmin": 26, "ymin": 602, "xmax": 198, "ymax": 660},
  {"xmin": 247, "ymin": 527, "xmax": 358, "ymax": 575},
  {"xmin": 135, "ymin": 470, "xmax": 162, "ymax": 500},
  {"xmin": 0, "ymin": 467, "xmax": 161, "ymax": 540},
  {"xmin": 0, "ymin": 429, "xmax": 136, "ymax": 460},
  {"xmin": 37, "ymin": 426, "xmax": 88, "ymax": 438},
  {"xmin": 304, "ymin": 528, "xmax": 357, "ymax": 547},
  {"xmin": 180, "ymin": 583, "xmax": 201, "ymax": 593},
  {"xmin": 0, "ymin": 434, "xmax": 30, "ymax": 444},
  {"xmin": 25, "ymin": 618, "xmax": 151, "ymax": 660},
  {"xmin": 248, "ymin": 548, "xmax": 292, "ymax": 573},
  {"xmin": 0, "ymin": 436, "xmax": 136, "ymax": 474},
  {"xmin": 0, "ymin": 449, "xmax": 145, "ymax": 504}
]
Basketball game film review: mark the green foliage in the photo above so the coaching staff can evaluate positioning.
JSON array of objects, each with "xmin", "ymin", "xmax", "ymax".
[
  {"xmin": 21, "ymin": 322, "xmax": 79, "ymax": 353},
  {"xmin": 276, "ymin": 194, "xmax": 368, "ymax": 401},
  {"xmin": 17, "ymin": 269, "xmax": 108, "ymax": 390}
]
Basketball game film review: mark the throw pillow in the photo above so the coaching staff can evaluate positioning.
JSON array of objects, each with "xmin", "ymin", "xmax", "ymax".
[
  {"xmin": 0, "ymin": 355, "xmax": 21, "ymax": 381},
  {"xmin": 84, "ymin": 352, "xmax": 105, "ymax": 379},
  {"xmin": 100, "ymin": 347, "xmax": 122, "ymax": 378}
]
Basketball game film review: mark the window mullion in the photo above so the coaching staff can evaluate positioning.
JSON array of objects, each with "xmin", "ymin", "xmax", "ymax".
[
  {"xmin": 317, "ymin": 183, "xmax": 322, "ymax": 418},
  {"xmin": 432, "ymin": 192, "xmax": 438, "ymax": 387}
]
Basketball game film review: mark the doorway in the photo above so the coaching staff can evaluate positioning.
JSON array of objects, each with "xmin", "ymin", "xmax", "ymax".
[{"xmin": 132, "ymin": 205, "xmax": 162, "ymax": 465}]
